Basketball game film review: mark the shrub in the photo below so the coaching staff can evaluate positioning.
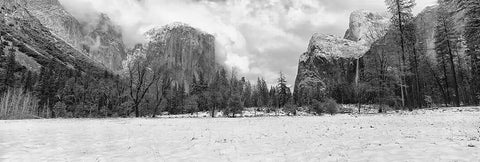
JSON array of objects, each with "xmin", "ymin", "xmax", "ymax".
[
  {"xmin": 324, "ymin": 98, "xmax": 339, "ymax": 115},
  {"xmin": 283, "ymin": 102, "xmax": 297, "ymax": 116},
  {"xmin": 311, "ymin": 99, "xmax": 324, "ymax": 115},
  {"xmin": 53, "ymin": 101, "xmax": 67, "ymax": 118},
  {"xmin": 185, "ymin": 95, "xmax": 199, "ymax": 115},
  {"xmin": 226, "ymin": 93, "xmax": 243, "ymax": 117}
]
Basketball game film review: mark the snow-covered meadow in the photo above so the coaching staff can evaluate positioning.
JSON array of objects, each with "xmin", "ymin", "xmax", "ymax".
[{"xmin": 1, "ymin": 107, "xmax": 480, "ymax": 161}]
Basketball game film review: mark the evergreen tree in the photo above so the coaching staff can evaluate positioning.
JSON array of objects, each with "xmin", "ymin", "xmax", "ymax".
[
  {"xmin": 435, "ymin": 2, "xmax": 460, "ymax": 106},
  {"xmin": 218, "ymin": 68, "xmax": 230, "ymax": 111},
  {"xmin": 385, "ymin": 0, "xmax": 416, "ymax": 108},
  {"xmin": 4, "ymin": 47, "xmax": 16, "ymax": 88},
  {"xmin": 405, "ymin": 21, "xmax": 423, "ymax": 108},
  {"xmin": 269, "ymin": 86, "xmax": 278, "ymax": 114},
  {"xmin": 23, "ymin": 71, "xmax": 34, "ymax": 92},
  {"xmin": 227, "ymin": 92, "xmax": 243, "ymax": 117},
  {"xmin": 256, "ymin": 77, "xmax": 269, "ymax": 107},
  {"xmin": 209, "ymin": 71, "xmax": 223, "ymax": 117},
  {"xmin": 276, "ymin": 72, "xmax": 289, "ymax": 107},
  {"xmin": 185, "ymin": 95, "xmax": 199, "ymax": 116},
  {"xmin": 37, "ymin": 63, "xmax": 57, "ymax": 117},
  {"xmin": 242, "ymin": 80, "xmax": 252, "ymax": 108},
  {"xmin": 458, "ymin": 0, "xmax": 480, "ymax": 104}
]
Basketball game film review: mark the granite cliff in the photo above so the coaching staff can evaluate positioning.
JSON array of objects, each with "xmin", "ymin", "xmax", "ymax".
[
  {"xmin": 24, "ymin": 0, "xmax": 127, "ymax": 71},
  {"xmin": 129, "ymin": 23, "xmax": 217, "ymax": 91},
  {"xmin": 0, "ymin": 0, "xmax": 108, "ymax": 76},
  {"xmin": 294, "ymin": 10, "xmax": 390, "ymax": 104}
]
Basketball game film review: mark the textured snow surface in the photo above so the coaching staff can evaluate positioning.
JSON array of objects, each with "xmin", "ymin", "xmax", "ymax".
[{"xmin": 1, "ymin": 107, "xmax": 480, "ymax": 161}]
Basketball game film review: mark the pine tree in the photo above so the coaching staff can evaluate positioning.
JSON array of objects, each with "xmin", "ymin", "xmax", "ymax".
[
  {"xmin": 435, "ymin": 1, "xmax": 461, "ymax": 106},
  {"xmin": 227, "ymin": 92, "xmax": 243, "ymax": 118},
  {"xmin": 405, "ymin": 22, "xmax": 423, "ymax": 108},
  {"xmin": 269, "ymin": 86, "xmax": 278, "ymax": 114},
  {"xmin": 458, "ymin": 0, "xmax": 480, "ymax": 104},
  {"xmin": 256, "ymin": 77, "xmax": 269, "ymax": 107},
  {"xmin": 277, "ymin": 72, "xmax": 289, "ymax": 108},
  {"xmin": 23, "ymin": 71, "xmax": 34, "ymax": 92},
  {"xmin": 4, "ymin": 47, "xmax": 16, "ymax": 88},
  {"xmin": 242, "ymin": 80, "xmax": 252, "ymax": 108},
  {"xmin": 385, "ymin": 0, "xmax": 416, "ymax": 108},
  {"xmin": 438, "ymin": 46, "xmax": 452, "ymax": 106},
  {"xmin": 37, "ymin": 63, "xmax": 57, "ymax": 117},
  {"xmin": 209, "ymin": 71, "xmax": 222, "ymax": 117},
  {"xmin": 185, "ymin": 95, "xmax": 199, "ymax": 116}
]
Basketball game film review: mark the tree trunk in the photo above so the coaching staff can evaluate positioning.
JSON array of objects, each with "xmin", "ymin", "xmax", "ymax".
[
  {"xmin": 211, "ymin": 106, "xmax": 215, "ymax": 118},
  {"xmin": 395, "ymin": 0, "xmax": 409, "ymax": 109},
  {"xmin": 427, "ymin": 60, "xmax": 448, "ymax": 107},
  {"xmin": 440, "ymin": 54, "xmax": 452, "ymax": 106},
  {"xmin": 456, "ymin": 53, "xmax": 470, "ymax": 105},
  {"xmin": 134, "ymin": 103, "xmax": 140, "ymax": 117},
  {"xmin": 444, "ymin": 24, "xmax": 460, "ymax": 106},
  {"xmin": 413, "ymin": 47, "xmax": 422, "ymax": 108}
]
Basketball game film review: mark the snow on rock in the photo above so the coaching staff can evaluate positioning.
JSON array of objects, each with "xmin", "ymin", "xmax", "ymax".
[
  {"xmin": 344, "ymin": 10, "xmax": 390, "ymax": 45},
  {"xmin": 25, "ymin": 0, "xmax": 127, "ymax": 71},
  {"xmin": 1, "ymin": 107, "xmax": 479, "ymax": 161},
  {"xmin": 131, "ymin": 23, "xmax": 216, "ymax": 91},
  {"xmin": 294, "ymin": 10, "xmax": 389, "ymax": 101},
  {"xmin": 308, "ymin": 34, "xmax": 369, "ymax": 60}
]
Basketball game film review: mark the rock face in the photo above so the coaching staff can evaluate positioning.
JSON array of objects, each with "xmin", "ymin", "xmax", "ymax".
[
  {"xmin": 415, "ymin": 3, "xmax": 467, "ymax": 63},
  {"xmin": 1, "ymin": 0, "xmax": 216, "ymax": 89},
  {"xmin": 415, "ymin": 6, "xmax": 438, "ymax": 61},
  {"xmin": 82, "ymin": 14, "xmax": 127, "ymax": 71},
  {"xmin": 344, "ymin": 10, "xmax": 390, "ymax": 45},
  {"xmin": 294, "ymin": 34, "xmax": 368, "ymax": 103},
  {"xmin": 23, "ymin": 0, "xmax": 126, "ymax": 71},
  {"xmin": 131, "ymin": 23, "xmax": 216, "ymax": 91},
  {"xmin": 0, "ymin": 0, "xmax": 108, "ymax": 76},
  {"xmin": 25, "ymin": 0, "xmax": 84, "ymax": 48},
  {"xmin": 294, "ymin": 10, "xmax": 389, "ymax": 104}
]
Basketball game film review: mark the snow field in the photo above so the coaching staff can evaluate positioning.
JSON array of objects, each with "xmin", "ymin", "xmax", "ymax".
[{"xmin": 0, "ymin": 107, "xmax": 479, "ymax": 161}]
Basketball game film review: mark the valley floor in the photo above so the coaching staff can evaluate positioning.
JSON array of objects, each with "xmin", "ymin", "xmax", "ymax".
[{"xmin": 1, "ymin": 107, "xmax": 480, "ymax": 161}]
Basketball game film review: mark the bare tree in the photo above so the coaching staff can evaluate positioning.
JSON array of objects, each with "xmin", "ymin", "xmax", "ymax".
[{"xmin": 127, "ymin": 55, "xmax": 160, "ymax": 117}]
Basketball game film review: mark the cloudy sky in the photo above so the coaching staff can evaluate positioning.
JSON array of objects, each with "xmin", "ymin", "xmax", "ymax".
[{"xmin": 59, "ymin": 0, "xmax": 437, "ymax": 86}]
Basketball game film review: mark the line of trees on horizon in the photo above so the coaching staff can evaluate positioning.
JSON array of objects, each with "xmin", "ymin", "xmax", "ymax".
[{"xmin": 0, "ymin": 34, "xmax": 304, "ymax": 118}]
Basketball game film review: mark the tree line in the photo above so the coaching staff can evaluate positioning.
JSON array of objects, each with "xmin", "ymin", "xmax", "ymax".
[
  {"xmin": 0, "ymin": 36, "xmax": 303, "ymax": 118},
  {"xmin": 361, "ymin": 0, "xmax": 480, "ymax": 109}
]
